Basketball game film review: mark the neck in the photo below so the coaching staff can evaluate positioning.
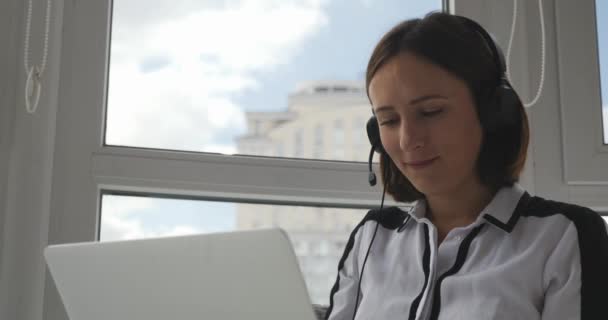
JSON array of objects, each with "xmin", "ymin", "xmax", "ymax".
[{"xmin": 425, "ymin": 180, "xmax": 497, "ymax": 242}]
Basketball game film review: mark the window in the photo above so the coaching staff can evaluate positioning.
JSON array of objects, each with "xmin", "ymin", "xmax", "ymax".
[
  {"xmin": 275, "ymin": 142, "xmax": 284, "ymax": 157},
  {"xmin": 595, "ymin": 0, "xmax": 608, "ymax": 144},
  {"xmin": 353, "ymin": 117, "xmax": 368, "ymax": 161},
  {"xmin": 294, "ymin": 128, "xmax": 304, "ymax": 157},
  {"xmin": 333, "ymin": 119, "xmax": 344, "ymax": 160},
  {"xmin": 541, "ymin": 0, "xmax": 608, "ymax": 187},
  {"xmin": 313, "ymin": 124, "xmax": 324, "ymax": 158},
  {"xmin": 253, "ymin": 120, "xmax": 261, "ymax": 136},
  {"xmin": 315, "ymin": 86, "xmax": 329, "ymax": 93}
]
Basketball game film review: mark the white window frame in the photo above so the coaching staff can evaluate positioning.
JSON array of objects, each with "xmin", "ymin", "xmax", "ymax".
[{"xmin": 554, "ymin": 0, "xmax": 608, "ymax": 183}]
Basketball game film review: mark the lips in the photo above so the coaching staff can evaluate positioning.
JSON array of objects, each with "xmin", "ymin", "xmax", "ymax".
[
  {"xmin": 406, "ymin": 157, "xmax": 438, "ymax": 166},
  {"xmin": 404, "ymin": 157, "xmax": 438, "ymax": 170}
]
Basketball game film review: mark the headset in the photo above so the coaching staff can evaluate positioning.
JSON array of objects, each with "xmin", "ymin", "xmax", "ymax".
[{"xmin": 352, "ymin": 15, "xmax": 522, "ymax": 320}]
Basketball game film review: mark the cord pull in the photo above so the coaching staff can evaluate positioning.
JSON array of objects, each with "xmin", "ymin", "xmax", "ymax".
[
  {"xmin": 23, "ymin": 0, "xmax": 52, "ymax": 114},
  {"xmin": 25, "ymin": 66, "xmax": 42, "ymax": 114}
]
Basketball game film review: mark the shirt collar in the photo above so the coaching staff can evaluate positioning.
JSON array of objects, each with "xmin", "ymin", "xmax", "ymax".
[
  {"xmin": 481, "ymin": 183, "xmax": 529, "ymax": 233},
  {"xmin": 397, "ymin": 183, "xmax": 529, "ymax": 233},
  {"xmin": 396, "ymin": 198, "xmax": 427, "ymax": 230}
]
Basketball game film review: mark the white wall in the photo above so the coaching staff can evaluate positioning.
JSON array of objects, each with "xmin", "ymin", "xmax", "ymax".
[
  {"xmin": 0, "ymin": 0, "xmax": 64, "ymax": 319},
  {"xmin": 0, "ymin": 0, "xmax": 19, "ymax": 263},
  {"xmin": 0, "ymin": 0, "xmax": 24, "ymax": 318}
]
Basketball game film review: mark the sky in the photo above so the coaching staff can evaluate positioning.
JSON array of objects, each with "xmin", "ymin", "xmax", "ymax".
[{"xmin": 100, "ymin": 0, "xmax": 608, "ymax": 242}]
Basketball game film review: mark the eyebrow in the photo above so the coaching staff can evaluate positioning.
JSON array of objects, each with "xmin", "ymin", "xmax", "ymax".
[{"xmin": 374, "ymin": 94, "xmax": 448, "ymax": 113}]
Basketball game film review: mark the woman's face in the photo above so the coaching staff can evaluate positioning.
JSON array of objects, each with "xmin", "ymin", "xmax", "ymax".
[{"xmin": 368, "ymin": 52, "xmax": 484, "ymax": 197}]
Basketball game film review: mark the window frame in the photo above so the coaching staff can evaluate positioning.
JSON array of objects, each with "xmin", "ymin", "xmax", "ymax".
[{"xmin": 554, "ymin": 0, "xmax": 608, "ymax": 183}]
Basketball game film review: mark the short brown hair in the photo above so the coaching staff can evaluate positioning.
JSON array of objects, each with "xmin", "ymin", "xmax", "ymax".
[{"xmin": 366, "ymin": 12, "xmax": 530, "ymax": 203}]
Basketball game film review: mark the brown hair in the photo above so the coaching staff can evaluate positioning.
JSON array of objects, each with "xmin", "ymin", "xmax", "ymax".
[{"xmin": 366, "ymin": 12, "xmax": 530, "ymax": 203}]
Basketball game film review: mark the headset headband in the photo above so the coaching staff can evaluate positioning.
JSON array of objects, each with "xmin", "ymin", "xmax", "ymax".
[{"xmin": 456, "ymin": 16, "xmax": 507, "ymax": 81}]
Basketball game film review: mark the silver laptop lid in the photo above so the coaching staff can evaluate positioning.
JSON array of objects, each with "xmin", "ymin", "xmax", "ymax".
[{"xmin": 45, "ymin": 228, "xmax": 317, "ymax": 320}]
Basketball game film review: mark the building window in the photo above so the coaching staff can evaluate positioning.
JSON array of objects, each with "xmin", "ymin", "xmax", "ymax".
[
  {"xmin": 315, "ymin": 86, "xmax": 329, "ymax": 93},
  {"xmin": 275, "ymin": 142, "xmax": 284, "ymax": 157},
  {"xmin": 333, "ymin": 119, "xmax": 344, "ymax": 160},
  {"xmin": 294, "ymin": 129, "xmax": 304, "ymax": 157},
  {"xmin": 313, "ymin": 124, "xmax": 324, "ymax": 158}
]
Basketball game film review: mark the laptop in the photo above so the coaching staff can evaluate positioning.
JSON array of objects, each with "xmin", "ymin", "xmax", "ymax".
[{"xmin": 44, "ymin": 228, "xmax": 319, "ymax": 320}]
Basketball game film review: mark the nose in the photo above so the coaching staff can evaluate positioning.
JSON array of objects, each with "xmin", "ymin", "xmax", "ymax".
[{"xmin": 399, "ymin": 117, "xmax": 425, "ymax": 151}]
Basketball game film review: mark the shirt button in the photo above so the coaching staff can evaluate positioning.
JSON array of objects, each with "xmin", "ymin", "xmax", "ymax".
[{"xmin": 454, "ymin": 235, "xmax": 462, "ymax": 242}]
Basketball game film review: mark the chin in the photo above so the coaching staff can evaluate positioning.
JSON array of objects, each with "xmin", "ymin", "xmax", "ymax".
[{"xmin": 407, "ymin": 178, "xmax": 445, "ymax": 197}]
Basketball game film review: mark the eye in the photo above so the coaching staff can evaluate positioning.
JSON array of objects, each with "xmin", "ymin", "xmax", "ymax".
[
  {"xmin": 421, "ymin": 109, "xmax": 443, "ymax": 117},
  {"xmin": 379, "ymin": 118, "xmax": 398, "ymax": 126}
]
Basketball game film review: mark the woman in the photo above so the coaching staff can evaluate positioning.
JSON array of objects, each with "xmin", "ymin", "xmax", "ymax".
[{"xmin": 325, "ymin": 12, "xmax": 608, "ymax": 320}]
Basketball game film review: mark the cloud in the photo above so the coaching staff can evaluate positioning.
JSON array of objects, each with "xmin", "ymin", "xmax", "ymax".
[
  {"xmin": 100, "ymin": 196, "xmax": 203, "ymax": 241},
  {"xmin": 105, "ymin": 63, "xmax": 249, "ymax": 151},
  {"xmin": 105, "ymin": 0, "xmax": 329, "ymax": 152}
]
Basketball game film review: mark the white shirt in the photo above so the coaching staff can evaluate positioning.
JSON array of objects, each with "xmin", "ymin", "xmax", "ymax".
[{"xmin": 325, "ymin": 183, "xmax": 608, "ymax": 320}]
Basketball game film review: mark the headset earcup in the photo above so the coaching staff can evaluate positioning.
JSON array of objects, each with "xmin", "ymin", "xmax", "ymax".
[
  {"xmin": 497, "ymin": 83, "xmax": 521, "ymax": 126},
  {"xmin": 483, "ymin": 81, "xmax": 521, "ymax": 132},
  {"xmin": 366, "ymin": 116, "xmax": 385, "ymax": 154}
]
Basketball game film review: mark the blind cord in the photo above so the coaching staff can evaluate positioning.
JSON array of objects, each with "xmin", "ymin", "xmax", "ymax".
[
  {"xmin": 24, "ymin": 0, "xmax": 52, "ymax": 114},
  {"xmin": 505, "ymin": 0, "xmax": 546, "ymax": 108}
]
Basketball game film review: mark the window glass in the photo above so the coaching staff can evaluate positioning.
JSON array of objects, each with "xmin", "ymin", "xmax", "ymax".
[
  {"xmin": 105, "ymin": 0, "xmax": 443, "ymax": 158},
  {"xmin": 595, "ymin": 0, "xmax": 608, "ymax": 143}
]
